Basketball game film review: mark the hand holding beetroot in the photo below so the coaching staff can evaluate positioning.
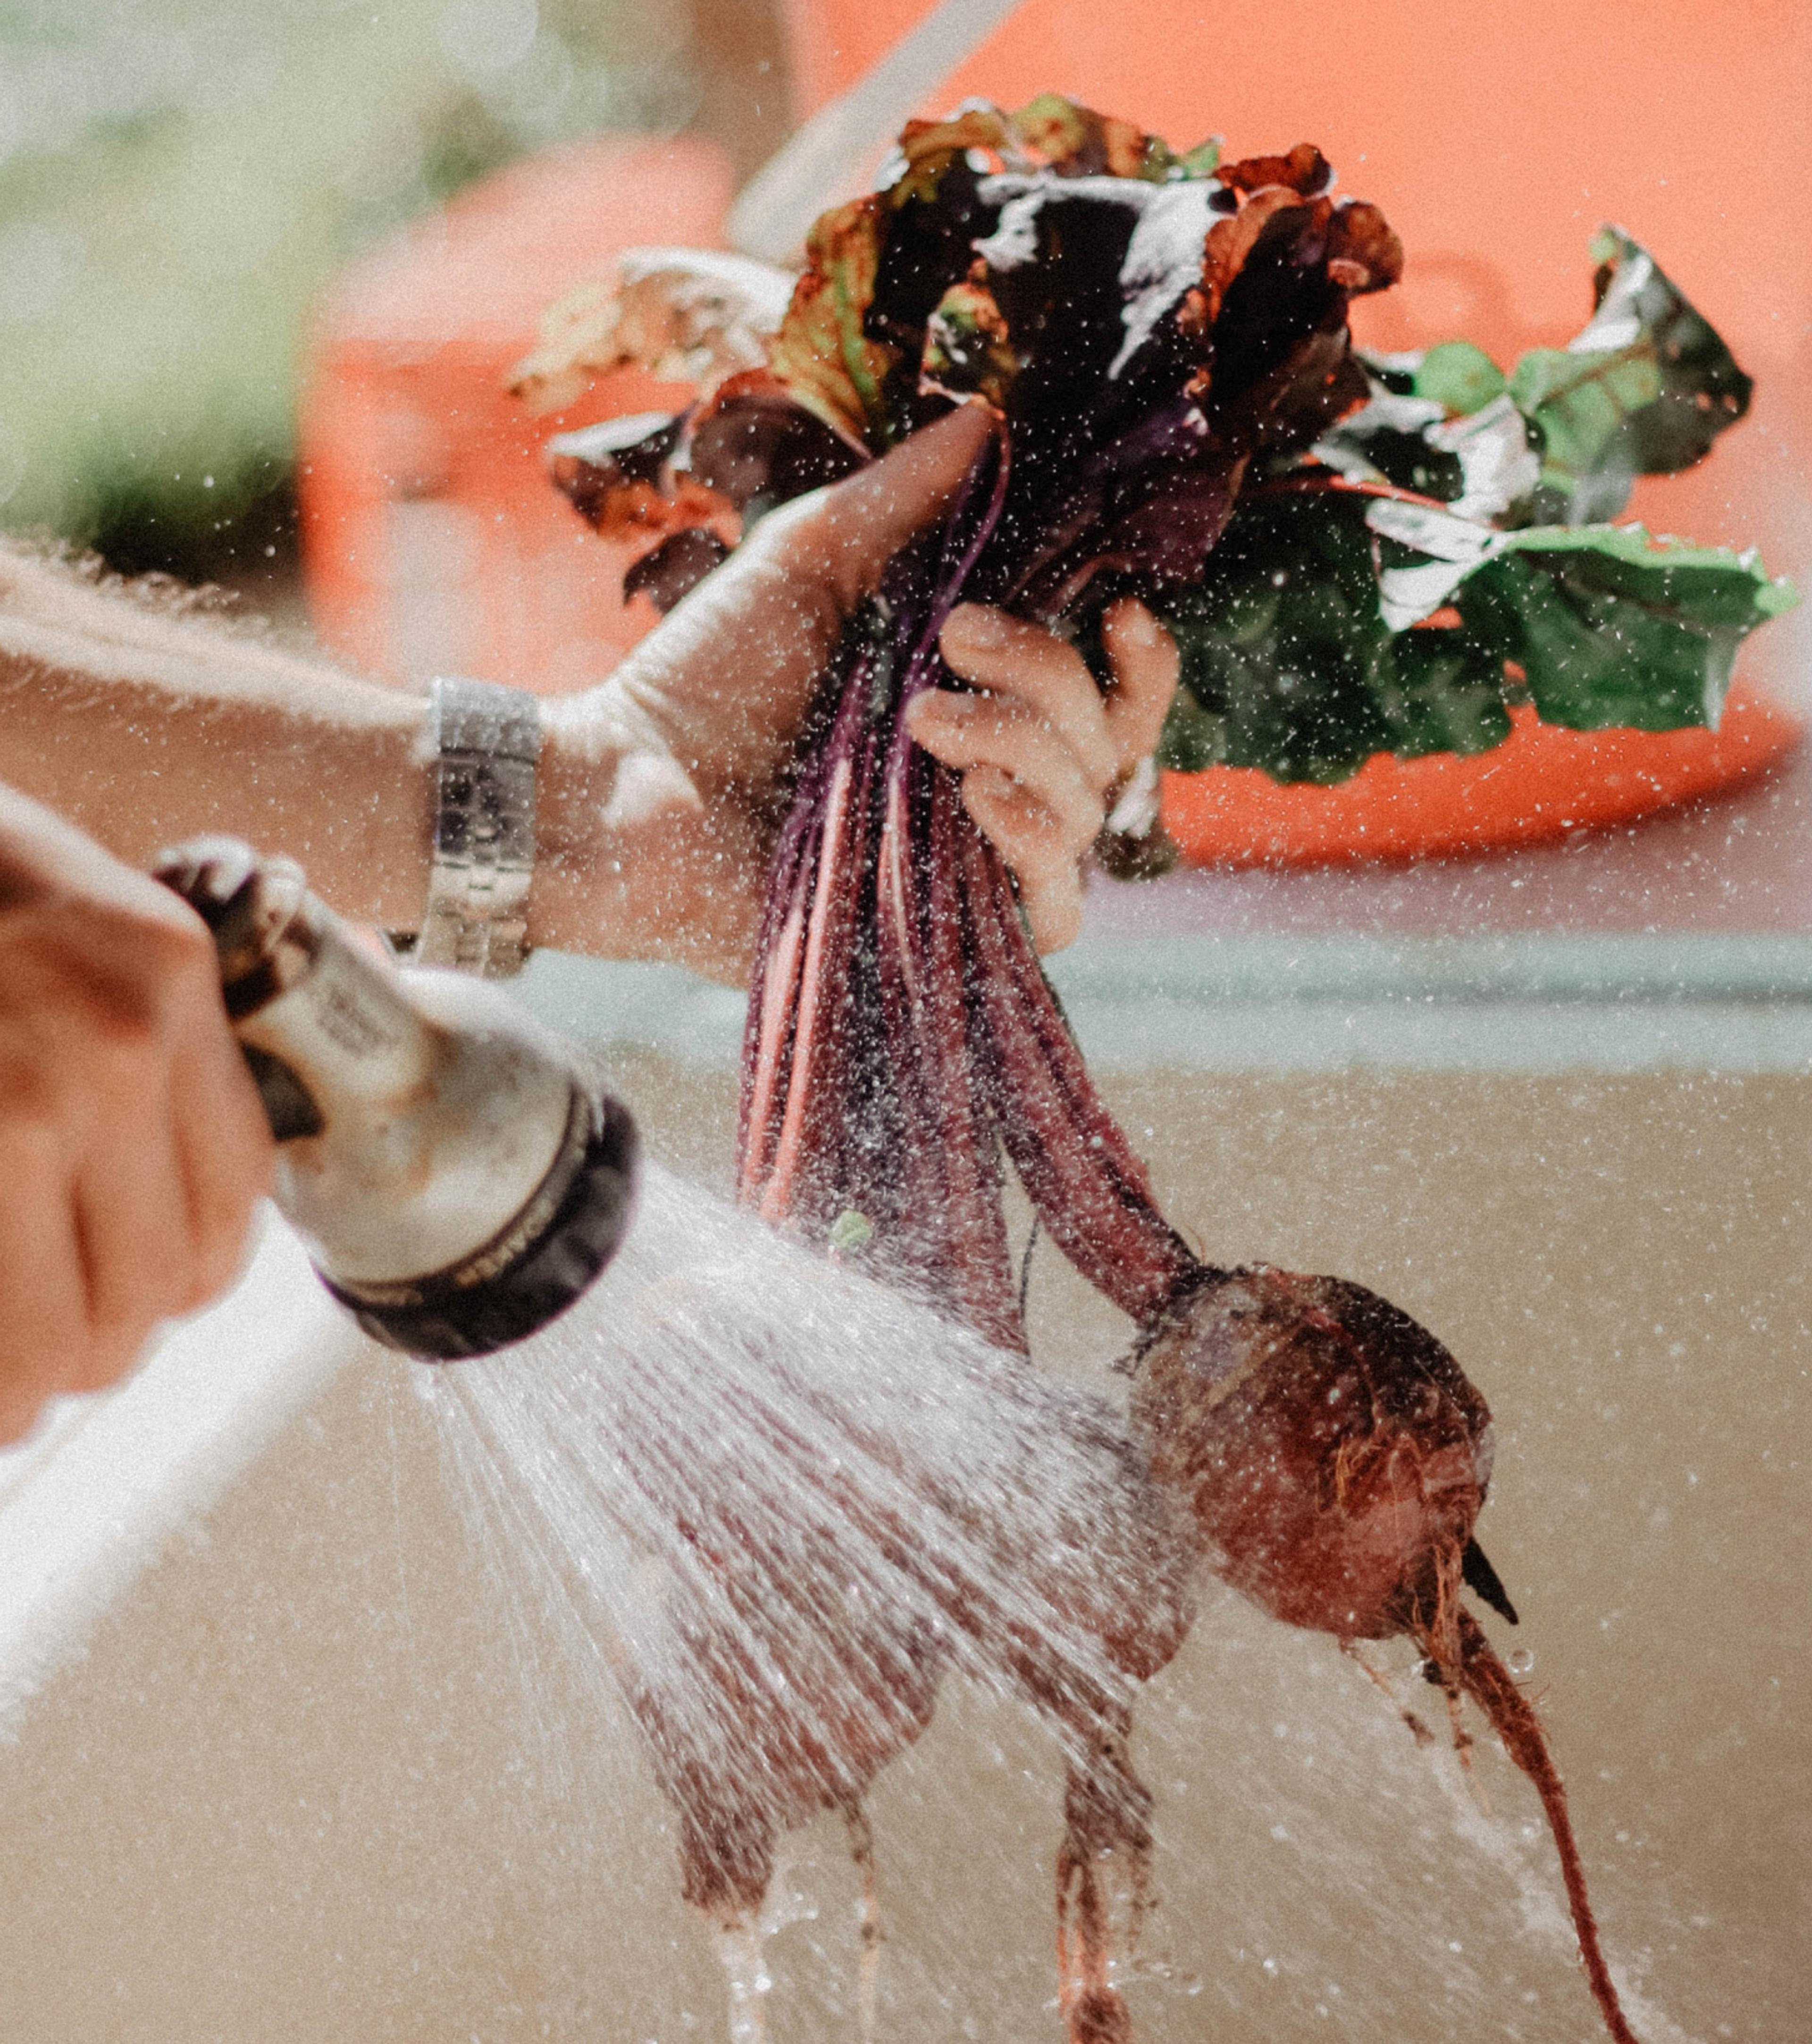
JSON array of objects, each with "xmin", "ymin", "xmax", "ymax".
[
  {"xmin": 533, "ymin": 403, "xmax": 1177, "ymax": 979},
  {"xmin": 916, "ymin": 599, "xmax": 1176, "ymax": 952}
]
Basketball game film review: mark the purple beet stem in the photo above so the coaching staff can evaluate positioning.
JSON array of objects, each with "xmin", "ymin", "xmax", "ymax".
[{"xmin": 737, "ymin": 428, "xmax": 1198, "ymax": 1344}]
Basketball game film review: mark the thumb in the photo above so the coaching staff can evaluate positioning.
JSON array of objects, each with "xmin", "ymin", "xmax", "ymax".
[{"xmin": 775, "ymin": 403, "xmax": 997, "ymax": 612}]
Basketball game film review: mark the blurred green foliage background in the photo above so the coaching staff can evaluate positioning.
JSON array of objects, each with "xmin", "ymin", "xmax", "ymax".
[{"xmin": 0, "ymin": 0, "xmax": 783, "ymax": 582}]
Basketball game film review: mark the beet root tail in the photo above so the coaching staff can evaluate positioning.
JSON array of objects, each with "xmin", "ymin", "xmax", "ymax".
[
  {"xmin": 1054, "ymin": 1730, "xmax": 1155, "ymax": 2044},
  {"xmin": 1447, "ymin": 1608, "xmax": 1644, "ymax": 2044}
]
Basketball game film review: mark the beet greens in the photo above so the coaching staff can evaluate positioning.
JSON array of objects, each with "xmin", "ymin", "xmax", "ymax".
[{"xmin": 530, "ymin": 96, "xmax": 1787, "ymax": 1317}]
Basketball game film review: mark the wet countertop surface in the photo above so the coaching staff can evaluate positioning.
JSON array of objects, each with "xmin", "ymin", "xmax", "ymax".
[{"xmin": 2, "ymin": 1055, "xmax": 1806, "ymax": 2043}]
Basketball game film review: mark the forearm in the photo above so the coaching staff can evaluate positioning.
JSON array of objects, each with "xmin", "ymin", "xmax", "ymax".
[
  {"xmin": 0, "ymin": 544, "xmax": 762, "ymax": 974},
  {"xmin": 0, "ymin": 407, "xmax": 1043, "ymax": 988},
  {"xmin": 0, "ymin": 546, "xmax": 432, "ymax": 929},
  {"xmin": 534, "ymin": 688, "xmax": 762, "ymax": 982}
]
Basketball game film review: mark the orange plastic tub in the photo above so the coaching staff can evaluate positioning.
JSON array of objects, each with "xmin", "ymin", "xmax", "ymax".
[{"xmin": 299, "ymin": 135, "xmax": 733, "ymax": 695}]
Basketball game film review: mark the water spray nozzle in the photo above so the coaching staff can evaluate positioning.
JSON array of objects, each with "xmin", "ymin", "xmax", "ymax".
[{"xmin": 154, "ymin": 837, "xmax": 638, "ymax": 1360}]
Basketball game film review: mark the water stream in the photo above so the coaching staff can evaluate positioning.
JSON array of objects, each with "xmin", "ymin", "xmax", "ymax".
[{"xmin": 419, "ymin": 1159, "xmax": 1191, "ymax": 2033}]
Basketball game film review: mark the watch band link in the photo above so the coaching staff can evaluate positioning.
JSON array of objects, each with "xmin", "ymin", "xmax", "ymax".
[{"xmin": 416, "ymin": 676, "xmax": 541, "ymax": 979}]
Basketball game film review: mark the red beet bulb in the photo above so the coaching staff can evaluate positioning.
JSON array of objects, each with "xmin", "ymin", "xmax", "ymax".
[
  {"xmin": 1131, "ymin": 1265, "xmax": 1643, "ymax": 2044},
  {"xmin": 1132, "ymin": 1268, "xmax": 1496, "ymax": 1646}
]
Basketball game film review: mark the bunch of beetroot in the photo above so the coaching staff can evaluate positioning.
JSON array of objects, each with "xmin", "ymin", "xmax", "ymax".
[
  {"xmin": 544, "ymin": 103, "xmax": 1401, "ymax": 1342},
  {"xmin": 527, "ymin": 98, "xmax": 1645, "ymax": 2044}
]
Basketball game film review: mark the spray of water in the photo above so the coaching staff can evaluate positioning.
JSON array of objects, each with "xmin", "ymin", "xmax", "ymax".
[
  {"xmin": 404, "ymin": 1158, "xmax": 1705, "ymax": 2044},
  {"xmin": 418, "ymin": 1159, "xmax": 1194, "ymax": 2034}
]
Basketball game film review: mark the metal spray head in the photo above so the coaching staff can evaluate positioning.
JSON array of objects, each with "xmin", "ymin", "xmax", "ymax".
[{"xmin": 154, "ymin": 837, "xmax": 638, "ymax": 1360}]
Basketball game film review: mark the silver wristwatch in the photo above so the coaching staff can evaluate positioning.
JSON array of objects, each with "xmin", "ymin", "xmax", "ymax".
[{"xmin": 415, "ymin": 676, "xmax": 541, "ymax": 978}]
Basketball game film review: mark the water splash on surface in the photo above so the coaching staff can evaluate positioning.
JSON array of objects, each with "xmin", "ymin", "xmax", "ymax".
[{"xmin": 1430, "ymin": 1734, "xmax": 1703, "ymax": 2044}]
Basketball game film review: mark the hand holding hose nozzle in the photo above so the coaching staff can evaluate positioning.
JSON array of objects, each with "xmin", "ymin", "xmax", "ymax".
[{"xmin": 154, "ymin": 838, "xmax": 638, "ymax": 1361}]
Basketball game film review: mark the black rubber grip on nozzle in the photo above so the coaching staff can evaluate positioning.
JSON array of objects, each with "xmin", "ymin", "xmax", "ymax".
[{"xmin": 325, "ymin": 1093, "xmax": 639, "ymax": 1361}]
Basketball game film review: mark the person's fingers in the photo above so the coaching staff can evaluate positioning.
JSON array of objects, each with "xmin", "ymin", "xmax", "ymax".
[
  {"xmin": 957, "ymin": 768, "xmax": 1082, "ymax": 891},
  {"xmin": 67, "ymin": 1059, "xmax": 192, "ymax": 1386},
  {"xmin": 601, "ymin": 405, "xmax": 996, "ymax": 813},
  {"xmin": 958, "ymin": 770, "xmax": 1085, "ymax": 953},
  {"xmin": 168, "ymin": 1049, "xmax": 269, "ymax": 1309},
  {"xmin": 916, "ymin": 602, "xmax": 1166, "ymax": 954},
  {"xmin": 0, "ymin": 1124, "xmax": 88, "ymax": 1443},
  {"xmin": 1099, "ymin": 599, "xmax": 1180, "ymax": 777},
  {"xmin": 165, "ymin": 957, "xmax": 272, "ymax": 1309},
  {"xmin": 783, "ymin": 403, "xmax": 996, "ymax": 610},
  {"xmin": 0, "ymin": 825, "xmax": 271, "ymax": 1439},
  {"xmin": 905, "ymin": 691, "xmax": 1104, "ymax": 851},
  {"xmin": 1024, "ymin": 887, "xmax": 1083, "ymax": 954},
  {"xmin": 938, "ymin": 605, "xmax": 1119, "ymax": 794}
]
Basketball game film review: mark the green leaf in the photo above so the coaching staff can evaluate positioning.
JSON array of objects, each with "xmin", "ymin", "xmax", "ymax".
[
  {"xmin": 1466, "ymin": 553, "xmax": 1733, "ymax": 731},
  {"xmin": 884, "ymin": 103, "xmax": 1015, "ymax": 204},
  {"xmin": 1007, "ymin": 93, "xmax": 1168, "ymax": 178},
  {"xmin": 1155, "ymin": 488, "xmax": 1798, "ymax": 785},
  {"xmin": 828, "ymin": 1209, "xmax": 875, "ymax": 1252},
  {"xmin": 1582, "ymin": 227, "xmax": 1753, "ymax": 477},
  {"xmin": 1496, "ymin": 525, "xmax": 1793, "ymax": 730},
  {"xmin": 1412, "ymin": 340, "xmax": 1506, "ymax": 416},
  {"xmin": 1155, "ymin": 495, "xmax": 1513, "ymax": 784},
  {"xmin": 1503, "ymin": 523, "xmax": 1795, "ymax": 628},
  {"xmin": 920, "ymin": 279, "xmax": 1021, "ymax": 408},
  {"xmin": 1174, "ymin": 138, "xmax": 1223, "ymax": 179},
  {"xmin": 1366, "ymin": 499, "xmax": 1797, "ymax": 731},
  {"xmin": 766, "ymin": 197, "xmax": 900, "ymax": 449},
  {"xmin": 1313, "ymin": 388, "xmax": 1538, "ymax": 526},
  {"xmin": 1507, "ymin": 228, "xmax": 1752, "ymax": 523},
  {"xmin": 1509, "ymin": 345, "xmax": 1663, "ymax": 510}
]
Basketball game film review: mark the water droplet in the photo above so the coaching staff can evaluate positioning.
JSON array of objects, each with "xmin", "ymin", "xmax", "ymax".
[{"xmin": 1508, "ymin": 1647, "xmax": 1535, "ymax": 1676}]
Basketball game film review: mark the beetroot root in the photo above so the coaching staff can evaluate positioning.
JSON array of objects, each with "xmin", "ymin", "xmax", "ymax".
[
  {"xmin": 1447, "ymin": 1609, "xmax": 1644, "ymax": 2044},
  {"xmin": 1131, "ymin": 1267, "xmax": 1495, "ymax": 1650},
  {"xmin": 1131, "ymin": 1265, "xmax": 1644, "ymax": 2044}
]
